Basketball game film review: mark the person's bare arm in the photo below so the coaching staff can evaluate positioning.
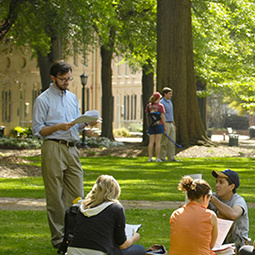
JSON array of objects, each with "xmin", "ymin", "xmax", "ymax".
[
  {"xmin": 40, "ymin": 122, "xmax": 75, "ymax": 137},
  {"xmin": 119, "ymin": 231, "xmax": 140, "ymax": 250},
  {"xmin": 210, "ymin": 196, "xmax": 243, "ymax": 221},
  {"xmin": 210, "ymin": 211, "xmax": 218, "ymax": 248},
  {"xmin": 161, "ymin": 113, "xmax": 166, "ymax": 132}
]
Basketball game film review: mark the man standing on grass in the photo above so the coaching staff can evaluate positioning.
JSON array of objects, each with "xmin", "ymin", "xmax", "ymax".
[
  {"xmin": 32, "ymin": 60, "xmax": 86, "ymax": 250},
  {"xmin": 209, "ymin": 169, "xmax": 249, "ymax": 254},
  {"xmin": 159, "ymin": 87, "xmax": 178, "ymax": 162}
]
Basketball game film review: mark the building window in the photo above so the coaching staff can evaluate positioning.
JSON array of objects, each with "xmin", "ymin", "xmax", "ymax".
[
  {"xmin": 124, "ymin": 95, "xmax": 129, "ymax": 120},
  {"xmin": 32, "ymin": 89, "xmax": 39, "ymax": 106},
  {"xmin": 117, "ymin": 56, "xmax": 121, "ymax": 76},
  {"xmin": 2, "ymin": 90, "xmax": 12, "ymax": 122},
  {"xmin": 131, "ymin": 95, "xmax": 137, "ymax": 120}
]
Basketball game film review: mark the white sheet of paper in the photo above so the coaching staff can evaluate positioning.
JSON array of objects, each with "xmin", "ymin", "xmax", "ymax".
[
  {"xmin": 73, "ymin": 115, "xmax": 98, "ymax": 124},
  {"xmin": 213, "ymin": 218, "xmax": 234, "ymax": 249},
  {"xmin": 212, "ymin": 243, "xmax": 235, "ymax": 254},
  {"xmin": 125, "ymin": 224, "xmax": 141, "ymax": 239}
]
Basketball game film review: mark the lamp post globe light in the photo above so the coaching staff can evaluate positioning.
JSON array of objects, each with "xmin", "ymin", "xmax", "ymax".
[{"xmin": 80, "ymin": 73, "xmax": 88, "ymax": 147}]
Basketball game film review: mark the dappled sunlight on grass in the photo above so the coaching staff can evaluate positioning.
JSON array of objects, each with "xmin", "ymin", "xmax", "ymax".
[
  {"xmin": 0, "ymin": 210, "xmax": 54, "ymax": 254},
  {"xmin": 1, "ymin": 154, "xmax": 255, "ymax": 254},
  {"xmin": 1, "ymin": 156, "xmax": 255, "ymax": 202}
]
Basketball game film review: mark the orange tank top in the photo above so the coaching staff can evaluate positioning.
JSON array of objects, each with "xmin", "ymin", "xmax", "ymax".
[{"xmin": 169, "ymin": 201, "xmax": 213, "ymax": 255}]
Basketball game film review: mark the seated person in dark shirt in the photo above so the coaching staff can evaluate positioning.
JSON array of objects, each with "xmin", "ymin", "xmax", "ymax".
[{"xmin": 67, "ymin": 175, "xmax": 146, "ymax": 255}]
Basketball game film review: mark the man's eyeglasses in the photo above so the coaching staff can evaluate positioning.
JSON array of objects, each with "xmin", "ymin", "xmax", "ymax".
[{"xmin": 56, "ymin": 76, "xmax": 74, "ymax": 83}]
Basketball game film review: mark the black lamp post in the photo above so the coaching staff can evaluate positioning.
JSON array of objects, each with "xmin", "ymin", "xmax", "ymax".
[{"xmin": 80, "ymin": 73, "xmax": 88, "ymax": 147}]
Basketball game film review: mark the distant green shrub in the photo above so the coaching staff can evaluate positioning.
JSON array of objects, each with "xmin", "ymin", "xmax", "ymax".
[
  {"xmin": 127, "ymin": 123, "xmax": 142, "ymax": 132},
  {"xmin": 0, "ymin": 136, "xmax": 124, "ymax": 149},
  {"xmin": 12, "ymin": 126, "xmax": 33, "ymax": 138},
  {"xmin": 0, "ymin": 137, "xmax": 43, "ymax": 148},
  {"xmin": 86, "ymin": 137, "xmax": 124, "ymax": 148},
  {"xmin": 113, "ymin": 128, "xmax": 131, "ymax": 138}
]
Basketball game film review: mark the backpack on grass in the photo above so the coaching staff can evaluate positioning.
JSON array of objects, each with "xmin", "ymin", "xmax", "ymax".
[{"xmin": 57, "ymin": 205, "xmax": 79, "ymax": 254}]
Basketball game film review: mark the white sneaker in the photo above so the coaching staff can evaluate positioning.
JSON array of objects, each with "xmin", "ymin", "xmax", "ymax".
[
  {"xmin": 148, "ymin": 158, "xmax": 154, "ymax": 162},
  {"xmin": 155, "ymin": 158, "xmax": 162, "ymax": 162}
]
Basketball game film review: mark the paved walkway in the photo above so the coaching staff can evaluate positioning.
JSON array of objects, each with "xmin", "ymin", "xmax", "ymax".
[
  {"xmin": 116, "ymin": 134, "xmax": 252, "ymax": 144},
  {"xmin": 1, "ymin": 197, "xmax": 255, "ymax": 211},
  {"xmin": 0, "ymin": 197, "xmax": 182, "ymax": 211}
]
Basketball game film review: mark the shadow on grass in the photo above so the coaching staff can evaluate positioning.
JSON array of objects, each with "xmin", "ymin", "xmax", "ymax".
[{"xmin": 1, "ymin": 157, "xmax": 255, "ymax": 201}]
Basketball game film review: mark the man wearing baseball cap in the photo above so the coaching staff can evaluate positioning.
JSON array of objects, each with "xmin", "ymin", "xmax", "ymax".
[{"xmin": 209, "ymin": 169, "xmax": 249, "ymax": 253}]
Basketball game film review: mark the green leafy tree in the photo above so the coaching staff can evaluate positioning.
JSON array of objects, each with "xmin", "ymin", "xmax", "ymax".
[
  {"xmin": 192, "ymin": 0, "xmax": 255, "ymax": 117},
  {"xmin": 114, "ymin": 0, "xmax": 157, "ymax": 144},
  {"xmin": 88, "ymin": 0, "xmax": 157, "ymax": 139},
  {"xmin": 0, "ymin": 0, "xmax": 93, "ymax": 91}
]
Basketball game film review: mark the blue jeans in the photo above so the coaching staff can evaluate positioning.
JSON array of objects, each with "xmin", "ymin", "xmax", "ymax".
[{"xmin": 122, "ymin": 244, "xmax": 146, "ymax": 255}]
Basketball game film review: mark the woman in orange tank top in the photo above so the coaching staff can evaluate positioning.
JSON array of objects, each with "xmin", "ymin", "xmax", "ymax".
[{"xmin": 169, "ymin": 176, "xmax": 218, "ymax": 255}]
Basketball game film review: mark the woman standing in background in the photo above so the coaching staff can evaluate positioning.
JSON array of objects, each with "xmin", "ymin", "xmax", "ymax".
[{"xmin": 145, "ymin": 92, "xmax": 166, "ymax": 162}]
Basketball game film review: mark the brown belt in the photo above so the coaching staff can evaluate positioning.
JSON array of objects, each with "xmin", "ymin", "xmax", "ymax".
[
  {"xmin": 166, "ymin": 121, "xmax": 173, "ymax": 123},
  {"xmin": 47, "ymin": 139, "xmax": 76, "ymax": 147}
]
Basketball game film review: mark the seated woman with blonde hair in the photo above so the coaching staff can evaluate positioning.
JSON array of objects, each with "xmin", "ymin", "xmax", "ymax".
[
  {"xmin": 169, "ymin": 176, "xmax": 218, "ymax": 255},
  {"xmin": 67, "ymin": 175, "xmax": 145, "ymax": 255}
]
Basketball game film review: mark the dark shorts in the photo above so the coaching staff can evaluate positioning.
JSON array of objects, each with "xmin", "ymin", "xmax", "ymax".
[{"xmin": 147, "ymin": 124, "xmax": 164, "ymax": 135}]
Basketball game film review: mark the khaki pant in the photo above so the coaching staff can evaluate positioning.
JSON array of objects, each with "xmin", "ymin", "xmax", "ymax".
[
  {"xmin": 159, "ymin": 122, "xmax": 176, "ymax": 160},
  {"xmin": 41, "ymin": 140, "xmax": 84, "ymax": 247}
]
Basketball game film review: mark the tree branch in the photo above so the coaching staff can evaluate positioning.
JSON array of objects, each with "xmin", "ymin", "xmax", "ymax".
[{"xmin": 0, "ymin": 0, "xmax": 24, "ymax": 41}]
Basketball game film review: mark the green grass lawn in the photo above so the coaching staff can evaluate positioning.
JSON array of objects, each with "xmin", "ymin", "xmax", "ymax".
[
  {"xmin": 0, "ymin": 209, "xmax": 172, "ymax": 255},
  {"xmin": 1, "ymin": 208, "xmax": 255, "ymax": 254},
  {"xmin": 1, "ymin": 156, "xmax": 255, "ymax": 202},
  {"xmin": 1, "ymin": 156, "xmax": 255, "ymax": 254}
]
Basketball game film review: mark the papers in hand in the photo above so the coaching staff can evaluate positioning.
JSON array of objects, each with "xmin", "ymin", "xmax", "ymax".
[
  {"xmin": 212, "ymin": 219, "xmax": 234, "ymax": 254},
  {"xmin": 73, "ymin": 115, "xmax": 98, "ymax": 124},
  {"xmin": 212, "ymin": 243, "xmax": 235, "ymax": 255},
  {"xmin": 213, "ymin": 218, "xmax": 234, "ymax": 249},
  {"xmin": 125, "ymin": 224, "xmax": 141, "ymax": 239},
  {"xmin": 73, "ymin": 110, "xmax": 102, "ymax": 124}
]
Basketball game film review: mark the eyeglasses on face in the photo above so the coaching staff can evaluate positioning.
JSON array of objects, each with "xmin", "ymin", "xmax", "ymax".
[{"xmin": 56, "ymin": 76, "xmax": 74, "ymax": 82}]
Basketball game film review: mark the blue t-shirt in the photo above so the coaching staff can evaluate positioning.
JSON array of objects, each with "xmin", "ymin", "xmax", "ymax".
[{"xmin": 159, "ymin": 97, "xmax": 173, "ymax": 122}]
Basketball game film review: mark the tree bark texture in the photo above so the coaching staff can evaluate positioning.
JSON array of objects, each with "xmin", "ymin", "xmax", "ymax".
[
  {"xmin": 142, "ymin": 61, "xmax": 154, "ymax": 145},
  {"xmin": 37, "ymin": 35, "xmax": 62, "ymax": 92},
  {"xmin": 157, "ymin": 0, "xmax": 206, "ymax": 146},
  {"xmin": 100, "ymin": 45, "xmax": 114, "ymax": 140}
]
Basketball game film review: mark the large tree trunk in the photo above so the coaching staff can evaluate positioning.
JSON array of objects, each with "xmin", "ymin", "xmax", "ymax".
[
  {"xmin": 100, "ymin": 45, "xmax": 114, "ymax": 139},
  {"xmin": 37, "ymin": 52, "xmax": 52, "ymax": 92},
  {"xmin": 37, "ymin": 35, "xmax": 62, "ymax": 92},
  {"xmin": 142, "ymin": 61, "xmax": 154, "ymax": 145},
  {"xmin": 157, "ymin": 0, "xmax": 207, "ymax": 146}
]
